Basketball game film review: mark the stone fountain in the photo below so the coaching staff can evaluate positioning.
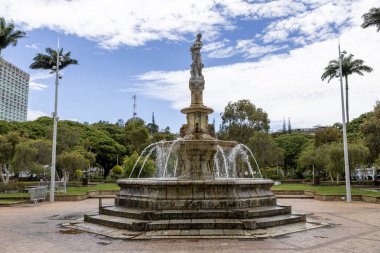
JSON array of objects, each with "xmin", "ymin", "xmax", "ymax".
[{"xmin": 83, "ymin": 34, "xmax": 306, "ymax": 238}]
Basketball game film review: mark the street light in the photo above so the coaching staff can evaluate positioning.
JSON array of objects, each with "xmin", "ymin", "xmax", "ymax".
[
  {"xmin": 337, "ymin": 40, "xmax": 352, "ymax": 203},
  {"xmin": 49, "ymin": 46, "xmax": 64, "ymax": 203}
]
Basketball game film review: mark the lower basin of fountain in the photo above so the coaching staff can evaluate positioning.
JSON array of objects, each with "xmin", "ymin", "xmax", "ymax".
[{"xmin": 115, "ymin": 178, "xmax": 276, "ymax": 210}]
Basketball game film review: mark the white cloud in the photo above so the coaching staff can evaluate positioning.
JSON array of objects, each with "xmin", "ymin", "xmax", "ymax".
[
  {"xmin": 25, "ymin": 43, "xmax": 40, "ymax": 50},
  {"xmin": 1, "ymin": 0, "xmax": 369, "ymax": 49},
  {"xmin": 203, "ymin": 38, "xmax": 287, "ymax": 59},
  {"xmin": 29, "ymin": 72, "xmax": 52, "ymax": 91},
  {"xmin": 27, "ymin": 109, "xmax": 47, "ymax": 121},
  {"xmin": 259, "ymin": 0, "xmax": 379, "ymax": 45},
  {"xmin": 132, "ymin": 26, "xmax": 380, "ymax": 130},
  {"xmin": 0, "ymin": 0, "xmax": 230, "ymax": 49}
]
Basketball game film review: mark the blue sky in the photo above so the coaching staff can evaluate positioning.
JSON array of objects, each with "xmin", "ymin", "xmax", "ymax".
[{"xmin": 1, "ymin": 0, "xmax": 380, "ymax": 132}]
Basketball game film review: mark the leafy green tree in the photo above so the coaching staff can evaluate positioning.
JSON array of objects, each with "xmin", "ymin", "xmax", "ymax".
[
  {"xmin": 321, "ymin": 143, "xmax": 369, "ymax": 183},
  {"xmin": 147, "ymin": 113, "xmax": 159, "ymax": 134},
  {"xmin": 374, "ymin": 155, "xmax": 380, "ymax": 168},
  {"xmin": 362, "ymin": 102, "xmax": 380, "ymax": 162},
  {"xmin": 122, "ymin": 151, "xmax": 155, "ymax": 178},
  {"xmin": 0, "ymin": 121, "xmax": 11, "ymax": 135},
  {"xmin": 314, "ymin": 127, "xmax": 341, "ymax": 147},
  {"xmin": 30, "ymin": 47, "xmax": 78, "ymax": 70},
  {"xmin": 124, "ymin": 118, "xmax": 150, "ymax": 154},
  {"xmin": 362, "ymin": 7, "xmax": 380, "ymax": 32},
  {"xmin": 321, "ymin": 54, "xmax": 373, "ymax": 123},
  {"xmin": 297, "ymin": 144, "xmax": 323, "ymax": 184},
  {"xmin": 247, "ymin": 132, "xmax": 283, "ymax": 177},
  {"xmin": 92, "ymin": 121, "xmax": 125, "ymax": 146},
  {"xmin": 88, "ymin": 135, "xmax": 126, "ymax": 178},
  {"xmin": 57, "ymin": 150, "xmax": 90, "ymax": 181},
  {"xmin": 46, "ymin": 122, "xmax": 82, "ymax": 153},
  {"xmin": 347, "ymin": 112, "xmax": 371, "ymax": 134},
  {"xmin": 274, "ymin": 133, "xmax": 311, "ymax": 173},
  {"xmin": 0, "ymin": 132, "xmax": 21, "ymax": 183},
  {"xmin": 0, "ymin": 17, "xmax": 26, "ymax": 56},
  {"xmin": 219, "ymin": 100, "xmax": 270, "ymax": 144},
  {"xmin": 12, "ymin": 139, "xmax": 51, "ymax": 178},
  {"xmin": 151, "ymin": 131, "xmax": 177, "ymax": 143}
]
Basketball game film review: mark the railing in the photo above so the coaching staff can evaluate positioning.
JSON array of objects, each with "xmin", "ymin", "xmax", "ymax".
[
  {"xmin": 39, "ymin": 181, "xmax": 67, "ymax": 193},
  {"xmin": 29, "ymin": 186, "xmax": 47, "ymax": 203}
]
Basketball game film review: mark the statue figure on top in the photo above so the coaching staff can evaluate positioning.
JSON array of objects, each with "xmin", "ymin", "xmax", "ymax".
[{"xmin": 190, "ymin": 33, "xmax": 204, "ymax": 79}]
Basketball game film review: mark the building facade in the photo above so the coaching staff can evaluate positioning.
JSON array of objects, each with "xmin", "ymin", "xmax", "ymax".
[{"xmin": 0, "ymin": 57, "xmax": 29, "ymax": 122}]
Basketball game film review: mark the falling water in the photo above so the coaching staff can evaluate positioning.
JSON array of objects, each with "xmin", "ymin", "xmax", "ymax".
[
  {"xmin": 238, "ymin": 143, "xmax": 262, "ymax": 178},
  {"xmin": 137, "ymin": 146, "xmax": 157, "ymax": 178},
  {"xmin": 128, "ymin": 139, "xmax": 262, "ymax": 179},
  {"xmin": 216, "ymin": 145, "xmax": 229, "ymax": 178},
  {"xmin": 162, "ymin": 139, "xmax": 181, "ymax": 178},
  {"xmin": 129, "ymin": 142, "xmax": 161, "ymax": 178},
  {"xmin": 173, "ymin": 158, "xmax": 179, "ymax": 177}
]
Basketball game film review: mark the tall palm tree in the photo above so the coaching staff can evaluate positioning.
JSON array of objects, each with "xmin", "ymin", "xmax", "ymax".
[
  {"xmin": 321, "ymin": 54, "xmax": 373, "ymax": 123},
  {"xmin": 0, "ymin": 17, "xmax": 26, "ymax": 56},
  {"xmin": 30, "ymin": 47, "xmax": 78, "ymax": 70},
  {"xmin": 362, "ymin": 7, "xmax": 380, "ymax": 32}
]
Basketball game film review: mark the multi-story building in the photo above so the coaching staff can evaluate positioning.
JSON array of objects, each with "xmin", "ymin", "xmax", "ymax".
[{"xmin": 0, "ymin": 57, "xmax": 29, "ymax": 122}]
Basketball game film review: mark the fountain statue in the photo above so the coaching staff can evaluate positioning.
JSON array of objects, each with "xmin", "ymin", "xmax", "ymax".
[{"xmin": 84, "ymin": 34, "xmax": 306, "ymax": 236}]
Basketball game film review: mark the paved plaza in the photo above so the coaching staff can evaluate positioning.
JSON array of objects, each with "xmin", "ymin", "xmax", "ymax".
[{"xmin": 1, "ymin": 198, "xmax": 380, "ymax": 253}]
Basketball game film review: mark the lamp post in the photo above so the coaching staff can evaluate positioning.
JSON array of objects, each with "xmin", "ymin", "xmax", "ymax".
[
  {"xmin": 49, "ymin": 47, "xmax": 63, "ymax": 203},
  {"xmin": 337, "ymin": 41, "xmax": 352, "ymax": 203}
]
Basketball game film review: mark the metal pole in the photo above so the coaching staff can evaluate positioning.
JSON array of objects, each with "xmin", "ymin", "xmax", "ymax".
[
  {"xmin": 338, "ymin": 40, "xmax": 352, "ymax": 203},
  {"xmin": 50, "ymin": 47, "xmax": 60, "ymax": 203}
]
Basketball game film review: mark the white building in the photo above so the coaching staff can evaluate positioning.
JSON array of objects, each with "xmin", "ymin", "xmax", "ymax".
[{"xmin": 0, "ymin": 57, "xmax": 29, "ymax": 122}]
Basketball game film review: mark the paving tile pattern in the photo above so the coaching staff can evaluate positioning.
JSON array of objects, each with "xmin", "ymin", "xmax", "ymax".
[{"xmin": 1, "ymin": 199, "xmax": 380, "ymax": 253}]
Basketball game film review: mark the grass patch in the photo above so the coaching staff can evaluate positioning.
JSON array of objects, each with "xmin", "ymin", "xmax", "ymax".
[
  {"xmin": 271, "ymin": 184, "xmax": 380, "ymax": 197},
  {"xmin": 0, "ymin": 192, "xmax": 30, "ymax": 198},
  {"xmin": 57, "ymin": 183, "xmax": 120, "ymax": 196},
  {"xmin": 0, "ymin": 199, "xmax": 27, "ymax": 204},
  {"xmin": 0, "ymin": 183, "xmax": 119, "ymax": 198}
]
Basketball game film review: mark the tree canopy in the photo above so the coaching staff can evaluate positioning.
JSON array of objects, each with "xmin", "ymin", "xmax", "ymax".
[{"xmin": 219, "ymin": 100, "xmax": 270, "ymax": 144}]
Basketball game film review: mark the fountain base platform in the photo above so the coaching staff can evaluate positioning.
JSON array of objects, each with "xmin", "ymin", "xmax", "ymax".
[{"xmin": 84, "ymin": 178, "xmax": 306, "ymax": 232}]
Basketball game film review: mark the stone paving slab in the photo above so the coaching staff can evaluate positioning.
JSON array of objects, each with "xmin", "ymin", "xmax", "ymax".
[{"xmin": 2, "ymin": 199, "xmax": 380, "ymax": 253}]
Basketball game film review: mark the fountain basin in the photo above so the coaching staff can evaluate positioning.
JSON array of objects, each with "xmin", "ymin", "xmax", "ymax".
[{"xmin": 115, "ymin": 178, "xmax": 276, "ymax": 210}]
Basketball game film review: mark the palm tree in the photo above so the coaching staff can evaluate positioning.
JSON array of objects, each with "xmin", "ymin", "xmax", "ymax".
[
  {"xmin": 30, "ymin": 47, "xmax": 78, "ymax": 70},
  {"xmin": 321, "ymin": 54, "xmax": 373, "ymax": 123},
  {"xmin": 0, "ymin": 17, "xmax": 26, "ymax": 56},
  {"xmin": 362, "ymin": 7, "xmax": 380, "ymax": 32}
]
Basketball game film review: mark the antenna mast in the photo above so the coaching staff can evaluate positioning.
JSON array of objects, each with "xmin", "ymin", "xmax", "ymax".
[{"xmin": 132, "ymin": 95, "xmax": 137, "ymax": 118}]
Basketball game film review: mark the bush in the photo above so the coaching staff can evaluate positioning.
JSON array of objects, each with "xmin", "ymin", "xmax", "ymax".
[
  {"xmin": 109, "ymin": 165, "xmax": 123, "ymax": 179},
  {"xmin": 111, "ymin": 165, "xmax": 123, "ymax": 175},
  {"xmin": 123, "ymin": 151, "xmax": 155, "ymax": 178},
  {"xmin": 75, "ymin": 169, "xmax": 83, "ymax": 179}
]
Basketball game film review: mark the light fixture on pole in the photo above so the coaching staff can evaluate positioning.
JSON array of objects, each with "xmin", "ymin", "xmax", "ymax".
[
  {"xmin": 337, "ymin": 40, "xmax": 352, "ymax": 203},
  {"xmin": 49, "ymin": 42, "xmax": 64, "ymax": 203}
]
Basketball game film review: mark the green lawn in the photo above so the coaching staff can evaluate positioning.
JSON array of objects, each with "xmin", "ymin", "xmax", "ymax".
[
  {"xmin": 271, "ymin": 184, "xmax": 380, "ymax": 197},
  {"xmin": 0, "ymin": 199, "xmax": 27, "ymax": 205},
  {"xmin": 57, "ymin": 183, "xmax": 120, "ymax": 196},
  {"xmin": 0, "ymin": 183, "xmax": 120, "ymax": 198},
  {"xmin": 0, "ymin": 192, "xmax": 30, "ymax": 198}
]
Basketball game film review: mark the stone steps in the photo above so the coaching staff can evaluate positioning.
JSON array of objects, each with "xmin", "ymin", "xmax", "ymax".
[
  {"xmin": 85, "ymin": 212, "xmax": 305, "ymax": 231},
  {"xmin": 254, "ymin": 214, "xmax": 306, "ymax": 228},
  {"xmin": 100, "ymin": 205, "xmax": 291, "ymax": 220}
]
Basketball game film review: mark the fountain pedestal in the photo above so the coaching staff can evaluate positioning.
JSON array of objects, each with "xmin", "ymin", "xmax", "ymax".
[{"xmin": 83, "ymin": 34, "xmax": 306, "ymax": 235}]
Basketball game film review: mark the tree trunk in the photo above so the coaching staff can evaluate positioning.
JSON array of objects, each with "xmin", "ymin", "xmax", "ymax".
[
  {"xmin": 0, "ymin": 165, "xmax": 6, "ymax": 183},
  {"xmin": 345, "ymin": 75, "xmax": 349, "ymax": 123},
  {"xmin": 0, "ymin": 164, "xmax": 10, "ymax": 184},
  {"xmin": 5, "ymin": 165, "xmax": 10, "ymax": 183},
  {"xmin": 329, "ymin": 171, "xmax": 334, "ymax": 183}
]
